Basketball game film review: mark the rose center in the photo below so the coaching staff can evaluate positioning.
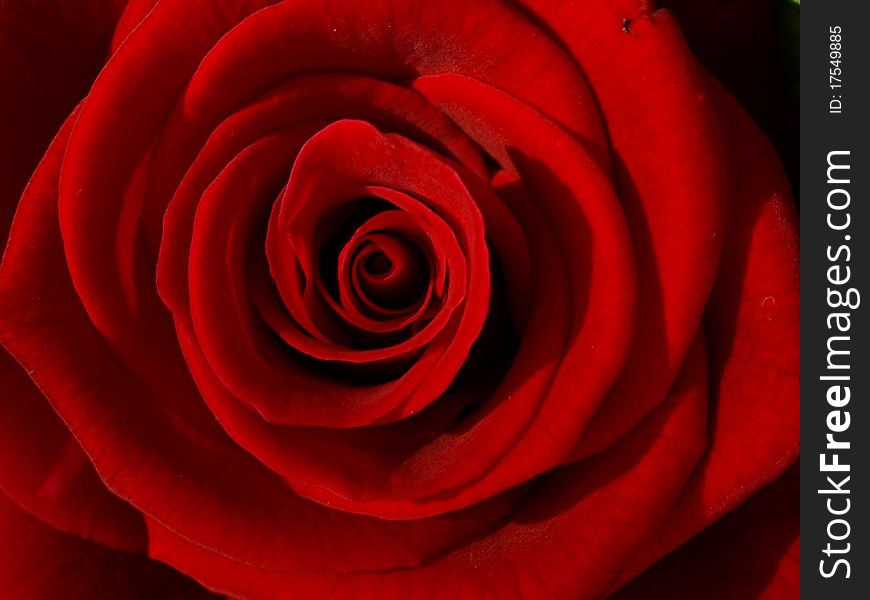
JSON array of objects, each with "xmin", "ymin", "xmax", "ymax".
[
  {"xmin": 363, "ymin": 251, "xmax": 393, "ymax": 276},
  {"xmin": 349, "ymin": 234, "xmax": 429, "ymax": 312}
]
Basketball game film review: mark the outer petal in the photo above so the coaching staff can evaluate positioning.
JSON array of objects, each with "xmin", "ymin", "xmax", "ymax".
[
  {"xmin": 148, "ymin": 338, "xmax": 707, "ymax": 600},
  {"xmin": 611, "ymin": 466, "xmax": 799, "ymax": 600},
  {"xmin": 0, "ymin": 112, "xmax": 146, "ymax": 552},
  {"xmin": 0, "ymin": 0, "xmax": 151, "ymax": 553},
  {"xmin": 511, "ymin": 0, "xmax": 727, "ymax": 459},
  {"xmin": 0, "ymin": 491, "xmax": 218, "ymax": 599},
  {"xmin": 613, "ymin": 75, "xmax": 799, "ymax": 588},
  {"xmin": 0, "ymin": 351, "xmax": 146, "ymax": 553}
]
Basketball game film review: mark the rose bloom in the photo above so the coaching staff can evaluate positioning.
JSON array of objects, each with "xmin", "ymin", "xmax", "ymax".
[{"xmin": 0, "ymin": 0, "xmax": 798, "ymax": 599}]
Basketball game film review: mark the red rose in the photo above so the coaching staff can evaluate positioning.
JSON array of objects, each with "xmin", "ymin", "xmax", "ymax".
[{"xmin": 0, "ymin": 1, "xmax": 799, "ymax": 599}]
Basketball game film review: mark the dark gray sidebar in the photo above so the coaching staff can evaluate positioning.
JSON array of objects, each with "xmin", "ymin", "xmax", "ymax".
[{"xmin": 801, "ymin": 1, "xmax": 870, "ymax": 597}]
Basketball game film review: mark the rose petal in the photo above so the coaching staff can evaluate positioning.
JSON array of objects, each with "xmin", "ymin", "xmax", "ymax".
[
  {"xmin": 109, "ymin": 0, "xmax": 159, "ymax": 52},
  {"xmin": 0, "ymin": 491, "xmax": 217, "ymax": 599},
  {"xmin": 148, "ymin": 342, "xmax": 706, "ymax": 599},
  {"xmin": 511, "ymin": 0, "xmax": 726, "ymax": 460},
  {"xmin": 611, "ymin": 466, "xmax": 799, "ymax": 600},
  {"xmin": 355, "ymin": 74, "xmax": 634, "ymax": 516},
  {"xmin": 0, "ymin": 350, "xmax": 146, "ymax": 553},
  {"xmin": 613, "ymin": 74, "xmax": 799, "ymax": 587},
  {"xmin": 0, "ymin": 112, "xmax": 145, "ymax": 553}
]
